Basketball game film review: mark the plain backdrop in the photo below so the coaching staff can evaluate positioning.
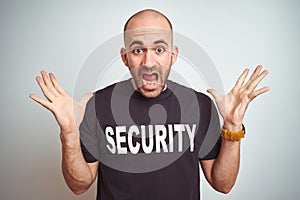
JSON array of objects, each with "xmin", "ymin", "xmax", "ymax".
[{"xmin": 0, "ymin": 0, "xmax": 299, "ymax": 199}]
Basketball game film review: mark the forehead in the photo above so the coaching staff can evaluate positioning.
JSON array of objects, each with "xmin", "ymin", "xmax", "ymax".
[{"xmin": 124, "ymin": 28, "xmax": 172, "ymax": 47}]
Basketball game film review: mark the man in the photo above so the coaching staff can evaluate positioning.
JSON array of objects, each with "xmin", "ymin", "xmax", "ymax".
[{"xmin": 30, "ymin": 9, "xmax": 269, "ymax": 199}]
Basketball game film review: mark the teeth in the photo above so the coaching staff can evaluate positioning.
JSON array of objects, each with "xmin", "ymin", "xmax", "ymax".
[{"xmin": 142, "ymin": 79, "xmax": 156, "ymax": 86}]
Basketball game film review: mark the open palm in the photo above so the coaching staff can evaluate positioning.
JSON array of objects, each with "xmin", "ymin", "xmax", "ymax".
[
  {"xmin": 208, "ymin": 65, "xmax": 270, "ymax": 130},
  {"xmin": 30, "ymin": 71, "xmax": 92, "ymax": 134}
]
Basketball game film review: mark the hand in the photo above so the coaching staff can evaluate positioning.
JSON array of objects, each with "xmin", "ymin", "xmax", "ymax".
[
  {"xmin": 207, "ymin": 65, "xmax": 270, "ymax": 131},
  {"xmin": 29, "ymin": 71, "xmax": 92, "ymax": 134}
]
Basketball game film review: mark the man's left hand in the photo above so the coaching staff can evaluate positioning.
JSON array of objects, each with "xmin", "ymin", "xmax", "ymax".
[{"xmin": 207, "ymin": 65, "xmax": 270, "ymax": 131}]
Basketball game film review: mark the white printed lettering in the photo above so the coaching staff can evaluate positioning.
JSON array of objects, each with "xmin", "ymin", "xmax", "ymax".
[
  {"xmin": 141, "ymin": 125, "xmax": 154, "ymax": 154},
  {"xmin": 185, "ymin": 124, "xmax": 196, "ymax": 152},
  {"xmin": 168, "ymin": 124, "xmax": 174, "ymax": 152},
  {"xmin": 104, "ymin": 124, "xmax": 196, "ymax": 154},
  {"xmin": 128, "ymin": 125, "xmax": 140, "ymax": 154},
  {"xmin": 155, "ymin": 125, "xmax": 168, "ymax": 153},
  {"xmin": 105, "ymin": 126, "xmax": 116, "ymax": 154},
  {"xmin": 174, "ymin": 124, "xmax": 185, "ymax": 152},
  {"xmin": 116, "ymin": 126, "xmax": 127, "ymax": 154}
]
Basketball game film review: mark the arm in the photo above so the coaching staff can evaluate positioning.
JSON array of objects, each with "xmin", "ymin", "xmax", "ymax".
[
  {"xmin": 200, "ymin": 140, "xmax": 240, "ymax": 193},
  {"xmin": 60, "ymin": 129, "xmax": 99, "ymax": 195},
  {"xmin": 201, "ymin": 65, "xmax": 270, "ymax": 193},
  {"xmin": 30, "ymin": 71, "xmax": 98, "ymax": 194}
]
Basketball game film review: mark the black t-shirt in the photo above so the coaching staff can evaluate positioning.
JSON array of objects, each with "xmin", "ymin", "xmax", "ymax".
[{"xmin": 80, "ymin": 79, "xmax": 222, "ymax": 200}]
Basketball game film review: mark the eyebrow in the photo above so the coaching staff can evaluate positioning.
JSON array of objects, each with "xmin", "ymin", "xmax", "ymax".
[
  {"xmin": 153, "ymin": 39, "xmax": 169, "ymax": 47},
  {"xmin": 129, "ymin": 39, "xmax": 169, "ymax": 48},
  {"xmin": 129, "ymin": 40, "xmax": 144, "ymax": 48}
]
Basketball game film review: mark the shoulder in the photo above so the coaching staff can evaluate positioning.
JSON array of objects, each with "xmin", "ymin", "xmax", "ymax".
[
  {"xmin": 94, "ymin": 79, "xmax": 132, "ymax": 96},
  {"xmin": 94, "ymin": 83, "xmax": 117, "ymax": 95},
  {"xmin": 167, "ymin": 80, "xmax": 212, "ymax": 105}
]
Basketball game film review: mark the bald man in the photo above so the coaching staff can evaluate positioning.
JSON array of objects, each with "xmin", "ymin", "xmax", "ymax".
[{"xmin": 30, "ymin": 9, "xmax": 269, "ymax": 200}]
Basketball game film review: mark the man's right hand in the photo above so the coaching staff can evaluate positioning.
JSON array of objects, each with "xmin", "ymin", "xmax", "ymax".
[
  {"xmin": 29, "ymin": 71, "xmax": 92, "ymax": 135},
  {"xmin": 30, "ymin": 71, "xmax": 98, "ymax": 194}
]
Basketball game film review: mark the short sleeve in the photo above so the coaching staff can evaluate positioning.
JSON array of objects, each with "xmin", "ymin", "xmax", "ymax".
[
  {"xmin": 198, "ymin": 100, "xmax": 222, "ymax": 160},
  {"xmin": 79, "ymin": 94, "xmax": 99, "ymax": 163}
]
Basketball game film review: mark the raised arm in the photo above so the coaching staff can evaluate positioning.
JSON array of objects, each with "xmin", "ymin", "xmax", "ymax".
[
  {"xmin": 29, "ymin": 71, "xmax": 98, "ymax": 194},
  {"xmin": 200, "ymin": 65, "xmax": 270, "ymax": 193}
]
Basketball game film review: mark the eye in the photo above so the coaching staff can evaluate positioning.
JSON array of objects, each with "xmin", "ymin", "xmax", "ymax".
[
  {"xmin": 132, "ymin": 47, "xmax": 144, "ymax": 54},
  {"xmin": 156, "ymin": 46, "xmax": 165, "ymax": 53}
]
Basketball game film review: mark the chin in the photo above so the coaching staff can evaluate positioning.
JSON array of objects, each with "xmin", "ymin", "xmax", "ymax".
[{"xmin": 139, "ymin": 88, "xmax": 162, "ymax": 98}]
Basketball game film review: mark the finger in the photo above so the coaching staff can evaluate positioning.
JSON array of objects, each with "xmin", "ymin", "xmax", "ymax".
[
  {"xmin": 247, "ymin": 69, "xmax": 269, "ymax": 92},
  {"xmin": 250, "ymin": 86, "xmax": 270, "ymax": 100},
  {"xmin": 244, "ymin": 65, "xmax": 262, "ymax": 88},
  {"xmin": 29, "ymin": 93, "xmax": 53, "ymax": 111},
  {"xmin": 36, "ymin": 76, "xmax": 56, "ymax": 101},
  {"xmin": 41, "ymin": 70, "xmax": 54, "ymax": 88},
  {"xmin": 234, "ymin": 68, "xmax": 249, "ymax": 89},
  {"xmin": 249, "ymin": 65, "xmax": 263, "ymax": 80},
  {"xmin": 49, "ymin": 73, "xmax": 66, "ymax": 95},
  {"xmin": 41, "ymin": 71, "xmax": 59, "ymax": 97}
]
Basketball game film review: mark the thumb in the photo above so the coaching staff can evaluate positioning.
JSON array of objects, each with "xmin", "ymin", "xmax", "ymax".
[
  {"xmin": 207, "ymin": 89, "xmax": 220, "ymax": 101},
  {"xmin": 79, "ymin": 92, "xmax": 93, "ymax": 106}
]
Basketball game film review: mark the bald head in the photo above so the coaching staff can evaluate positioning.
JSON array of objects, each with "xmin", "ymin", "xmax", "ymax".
[
  {"xmin": 124, "ymin": 9, "xmax": 173, "ymax": 31},
  {"xmin": 120, "ymin": 9, "xmax": 178, "ymax": 98}
]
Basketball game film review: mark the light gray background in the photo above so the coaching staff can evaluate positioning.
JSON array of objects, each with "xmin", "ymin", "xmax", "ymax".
[{"xmin": 0, "ymin": 0, "xmax": 299, "ymax": 199}]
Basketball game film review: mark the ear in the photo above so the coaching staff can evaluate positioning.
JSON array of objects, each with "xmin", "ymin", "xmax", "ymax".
[
  {"xmin": 120, "ymin": 48, "xmax": 129, "ymax": 67},
  {"xmin": 170, "ymin": 45, "xmax": 178, "ymax": 66}
]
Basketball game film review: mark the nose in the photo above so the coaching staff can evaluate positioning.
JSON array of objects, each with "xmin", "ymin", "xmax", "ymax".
[{"xmin": 143, "ymin": 48, "xmax": 156, "ymax": 68}]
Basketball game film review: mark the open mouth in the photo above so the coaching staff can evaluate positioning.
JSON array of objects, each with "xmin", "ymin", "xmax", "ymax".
[
  {"xmin": 142, "ymin": 73, "xmax": 158, "ymax": 81},
  {"xmin": 141, "ymin": 73, "xmax": 159, "ymax": 88}
]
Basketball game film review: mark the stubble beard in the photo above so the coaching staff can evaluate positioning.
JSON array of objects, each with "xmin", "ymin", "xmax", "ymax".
[{"xmin": 130, "ymin": 64, "xmax": 171, "ymax": 98}]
